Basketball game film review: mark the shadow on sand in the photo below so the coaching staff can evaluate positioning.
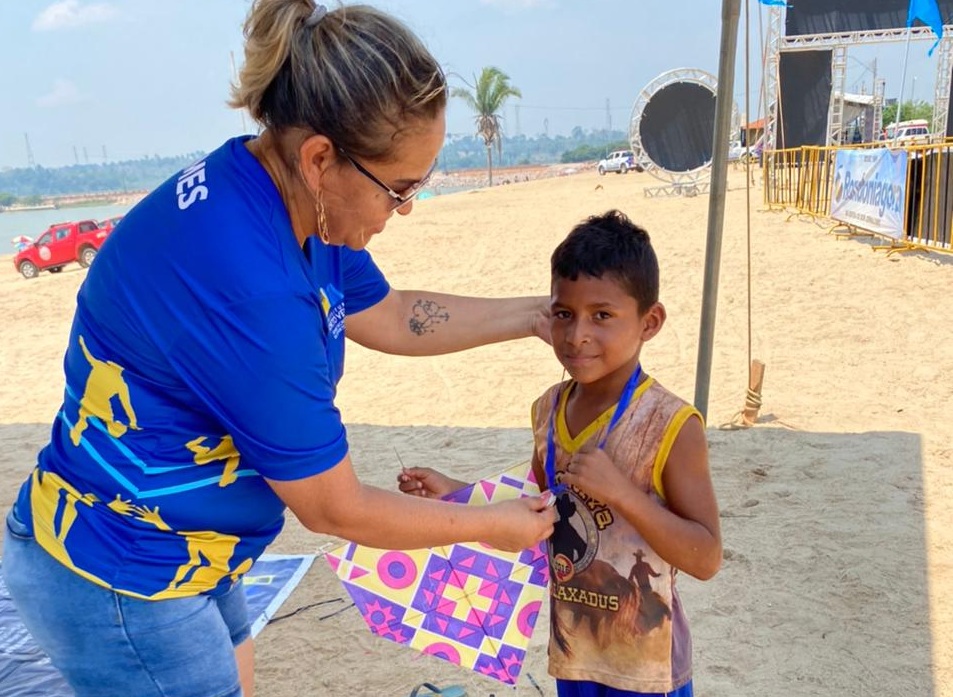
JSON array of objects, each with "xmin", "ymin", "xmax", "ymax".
[{"xmin": 0, "ymin": 423, "xmax": 934, "ymax": 696}]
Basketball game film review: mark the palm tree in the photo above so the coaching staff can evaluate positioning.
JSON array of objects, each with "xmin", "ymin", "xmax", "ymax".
[{"xmin": 451, "ymin": 67, "xmax": 521, "ymax": 186}]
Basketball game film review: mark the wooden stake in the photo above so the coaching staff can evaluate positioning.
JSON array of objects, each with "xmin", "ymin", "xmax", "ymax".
[{"xmin": 742, "ymin": 359, "xmax": 766, "ymax": 426}]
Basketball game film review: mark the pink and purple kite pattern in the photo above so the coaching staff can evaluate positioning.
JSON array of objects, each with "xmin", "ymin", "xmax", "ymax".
[{"xmin": 326, "ymin": 461, "xmax": 549, "ymax": 685}]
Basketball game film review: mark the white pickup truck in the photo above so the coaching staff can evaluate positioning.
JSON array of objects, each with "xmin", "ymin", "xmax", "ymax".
[{"xmin": 597, "ymin": 150, "xmax": 638, "ymax": 175}]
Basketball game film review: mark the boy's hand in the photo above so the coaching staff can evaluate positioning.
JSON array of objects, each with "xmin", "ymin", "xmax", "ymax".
[
  {"xmin": 558, "ymin": 447, "xmax": 630, "ymax": 507},
  {"xmin": 485, "ymin": 496, "xmax": 556, "ymax": 551},
  {"xmin": 397, "ymin": 467, "xmax": 466, "ymax": 499}
]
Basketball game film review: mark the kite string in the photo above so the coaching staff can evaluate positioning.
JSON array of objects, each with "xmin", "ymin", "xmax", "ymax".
[
  {"xmin": 261, "ymin": 542, "xmax": 351, "ymax": 625},
  {"xmin": 268, "ymin": 597, "xmax": 347, "ymax": 625}
]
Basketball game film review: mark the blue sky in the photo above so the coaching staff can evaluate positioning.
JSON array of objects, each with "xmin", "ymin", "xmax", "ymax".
[{"xmin": 0, "ymin": 0, "xmax": 940, "ymax": 169}]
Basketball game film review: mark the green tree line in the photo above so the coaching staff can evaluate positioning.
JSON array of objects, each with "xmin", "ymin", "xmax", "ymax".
[
  {"xmin": 1, "ymin": 133, "xmax": 632, "ymax": 200},
  {"xmin": 881, "ymin": 100, "xmax": 934, "ymax": 129},
  {"xmin": 1, "ymin": 98, "xmax": 940, "ymax": 202},
  {"xmin": 440, "ymin": 129, "xmax": 629, "ymax": 171},
  {"xmin": 0, "ymin": 152, "xmax": 206, "ymax": 201}
]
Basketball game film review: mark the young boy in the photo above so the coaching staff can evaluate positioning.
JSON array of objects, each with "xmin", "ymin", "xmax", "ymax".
[{"xmin": 399, "ymin": 210, "xmax": 722, "ymax": 697}]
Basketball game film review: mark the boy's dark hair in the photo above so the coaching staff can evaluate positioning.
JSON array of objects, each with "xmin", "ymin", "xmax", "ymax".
[{"xmin": 551, "ymin": 210, "xmax": 659, "ymax": 311}]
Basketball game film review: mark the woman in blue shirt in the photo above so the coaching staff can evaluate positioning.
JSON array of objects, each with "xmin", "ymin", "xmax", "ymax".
[{"xmin": 2, "ymin": 3, "xmax": 555, "ymax": 696}]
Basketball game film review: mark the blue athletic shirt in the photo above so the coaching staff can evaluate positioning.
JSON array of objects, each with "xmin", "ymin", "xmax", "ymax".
[{"xmin": 13, "ymin": 136, "xmax": 390, "ymax": 599}]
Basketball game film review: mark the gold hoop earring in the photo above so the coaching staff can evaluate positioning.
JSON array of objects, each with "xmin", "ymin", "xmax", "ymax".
[{"xmin": 316, "ymin": 193, "xmax": 330, "ymax": 245}]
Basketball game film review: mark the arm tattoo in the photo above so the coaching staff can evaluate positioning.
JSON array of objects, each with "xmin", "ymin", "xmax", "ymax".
[{"xmin": 408, "ymin": 299, "xmax": 450, "ymax": 336}]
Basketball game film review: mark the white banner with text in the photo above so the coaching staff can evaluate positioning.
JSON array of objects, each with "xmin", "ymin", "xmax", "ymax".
[{"xmin": 831, "ymin": 148, "xmax": 908, "ymax": 240}]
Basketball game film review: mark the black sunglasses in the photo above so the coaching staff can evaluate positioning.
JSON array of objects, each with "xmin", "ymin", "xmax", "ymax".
[{"xmin": 338, "ymin": 149, "xmax": 436, "ymax": 210}]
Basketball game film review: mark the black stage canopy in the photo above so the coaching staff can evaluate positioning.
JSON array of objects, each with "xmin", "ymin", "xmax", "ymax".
[{"xmin": 786, "ymin": 0, "xmax": 953, "ymax": 37}]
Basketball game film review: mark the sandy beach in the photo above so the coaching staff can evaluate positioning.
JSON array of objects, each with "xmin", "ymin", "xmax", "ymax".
[{"xmin": 1, "ymin": 165, "xmax": 951, "ymax": 696}]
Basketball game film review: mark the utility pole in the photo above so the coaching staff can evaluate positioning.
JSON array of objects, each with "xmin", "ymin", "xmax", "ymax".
[
  {"xmin": 102, "ymin": 145, "xmax": 108, "ymax": 162},
  {"xmin": 24, "ymin": 133, "xmax": 35, "ymax": 168},
  {"xmin": 74, "ymin": 146, "xmax": 79, "ymax": 165},
  {"xmin": 514, "ymin": 104, "xmax": 521, "ymax": 137},
  {"xmin": 230, "ymin": 51, "xmax": 249, "ymax": 132},
  {"xmin": 605, "ymin": 98, "xmax": 612, "ymax": 132},
  {"xmin": 83, "ymin": 147, "xmax": 89, "ymax": 164}
]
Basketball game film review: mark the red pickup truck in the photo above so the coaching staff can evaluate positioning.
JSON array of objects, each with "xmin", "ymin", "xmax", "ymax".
[{"xmin": 13, "ymin": 219, "xmax": 110, "ymax": 279}]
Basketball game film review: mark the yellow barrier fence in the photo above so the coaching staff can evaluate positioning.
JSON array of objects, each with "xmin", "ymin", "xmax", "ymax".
[
  {"xmin": 762, "ymin": 147, "xmax": 802, "ymax": 211},
  {"xmin": 903, "ymin": 143, "xmax": 953, "ymax": 253},
  {"xmin": 763, "ymin": 142, "xmax": 953, "ymax": 255},
  {"xmin": 795, "ymin": 146, "xmax": 838, "ymax": 218}
]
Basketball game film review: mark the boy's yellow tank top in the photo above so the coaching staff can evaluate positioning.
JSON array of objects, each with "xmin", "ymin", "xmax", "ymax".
[{"xmin": 531, "ymin": 376, "xmax": 701, "ymax": 693}]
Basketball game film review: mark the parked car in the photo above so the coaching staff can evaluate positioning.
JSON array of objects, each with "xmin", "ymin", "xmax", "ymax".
[
  {"xmin": 98, "ymin": 215, "xmax": 124, "ymax": 234},
  {"xmin": 13, "ymin": 219, "xmax": 110, "ymax": 279},
  {"xmin": 880, "ymin": 119, "xmax": 931, "ymax": 145},
  {"xmin": 597, "ymin": 150, "xmax": 639, "ymax": 175},
  {"xmin": 727, "ymin": 141, "xmax": 745, "ymax": 162}
]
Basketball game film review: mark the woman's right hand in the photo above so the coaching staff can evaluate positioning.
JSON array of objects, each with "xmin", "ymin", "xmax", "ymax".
[
  {"xmin": 397, "ymin": 467, "xmax": 465, "ymax": 499},
  {"xmin": 484, "ymin": 496, "xmax": 556, "ymax": 552}
]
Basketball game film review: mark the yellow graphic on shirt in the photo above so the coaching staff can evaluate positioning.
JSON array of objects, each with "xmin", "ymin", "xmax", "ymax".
[
  {"xmin": 162, "ymin": 531, "xmax": 254, "ymax": 596},
  {"xmin": 30, "ymin": 468, "xmax": 255, "ymax": 599},
  {"xmin": 108, "ymin": 495, "xmax": 171, "ymax": 531},
  {"xmin": 30, "ymin": 469, "xmax": 98, "ymax": 552},
  {"xmin": 70, "ymin": 335, "xmax": 140, "ymax": 445},
  {"xmin": 186, "ymin": 435, "xmax": 241, "ymax": 487},
  {"xmin": 30, "ymin": 469, "xmax": 98, "ymax": 572}
]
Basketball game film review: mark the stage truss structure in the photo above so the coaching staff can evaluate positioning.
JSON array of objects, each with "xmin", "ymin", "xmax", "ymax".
[
  {"xmin": 763, "ymin": 6, "xmax": 953, "ymax": 150},
  {"xmin": 629, "ymin": 68, "xmax": 725, "ymax": 198}
]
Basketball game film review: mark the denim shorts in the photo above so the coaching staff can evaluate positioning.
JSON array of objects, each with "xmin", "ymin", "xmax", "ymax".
[{"xmin": 3, "ymin": 506, "xmax": 251, "ymax": 697}]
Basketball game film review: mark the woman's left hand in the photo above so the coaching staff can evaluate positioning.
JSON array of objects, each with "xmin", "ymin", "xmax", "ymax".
[{"xmin": 531, "ymin": 296, "xmax": 552, "ymax": 345}]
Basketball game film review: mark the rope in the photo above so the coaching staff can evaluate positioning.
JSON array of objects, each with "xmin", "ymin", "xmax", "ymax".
[
  {"xmin": 735, "ymin": 0, "xmax": 761, "ymax": 430},
  {"xmin": 723, "ymin": 0, "xmax": 765, "ymax": 434},
  {"xmin": 719, "ymin": 385, "xmax": 762, "ymax": 431},
  {"xmin": 744, "ymin": 385, "xmax": 762, "ymax": 414},
  {"xmin": 745, "ymin": 0, "xmax": 753, "ymax": 376}
]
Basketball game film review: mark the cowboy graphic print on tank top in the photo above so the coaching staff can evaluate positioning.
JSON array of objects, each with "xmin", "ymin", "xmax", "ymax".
[{"xmin": 532, "ymin": 375, "xmax": 701, "ymax": 694}]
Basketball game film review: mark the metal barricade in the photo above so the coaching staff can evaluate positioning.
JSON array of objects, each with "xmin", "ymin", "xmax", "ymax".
[{"xmin": 764, "ymin": 142, "xmax": 953, "ymax": 255}]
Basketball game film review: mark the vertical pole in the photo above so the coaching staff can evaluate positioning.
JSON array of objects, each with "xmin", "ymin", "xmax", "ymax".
[
  {"xmin": 231, "ymin": 51, "xmax": 249, "ymax": 133},
  {"xmin": 871, "ymin": 57, "xmax": 878, "ymax": 140},
  {"xmin": 896, "ymin": 29, "xmax": 914, "ymax": 137},
  {"xmin": 694, "ymin": 0, "xmax": 742, "ymax": 421}
]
